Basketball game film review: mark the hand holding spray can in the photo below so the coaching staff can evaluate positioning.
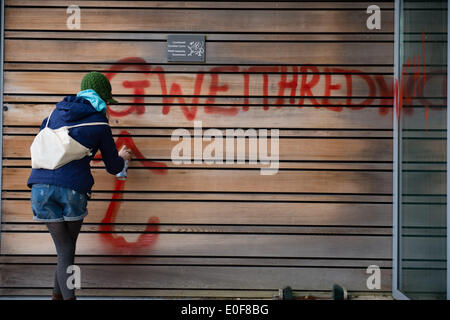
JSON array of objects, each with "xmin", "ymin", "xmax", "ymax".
[
  {"xmin": 116, "ymin": 160, "xmax": 129, "ymax": 180},
  {"xmin": 116, "ymin": 146, "xmax": 132, "ymax": 180}
]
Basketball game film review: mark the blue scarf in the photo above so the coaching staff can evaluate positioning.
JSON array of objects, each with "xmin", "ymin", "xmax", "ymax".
[{"xmin": 77, "ymin": 89, "xmax": 107, "ymax": 114}]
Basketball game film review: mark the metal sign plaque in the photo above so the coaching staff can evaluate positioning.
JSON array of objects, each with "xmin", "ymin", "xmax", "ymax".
[{"xmin": 167, "ymin": 35, "xmax": 206, "ymax": 62}]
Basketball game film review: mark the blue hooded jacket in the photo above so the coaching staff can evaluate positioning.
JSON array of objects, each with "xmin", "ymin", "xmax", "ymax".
[{"xmin": 27, "ymin": 96, "xmax": 125, "ymax": 195}]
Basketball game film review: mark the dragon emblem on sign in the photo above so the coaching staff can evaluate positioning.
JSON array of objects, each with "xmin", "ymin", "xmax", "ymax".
[{"xmin": 187, "ymin": 41, "xmax": 205, "ymax": 57}]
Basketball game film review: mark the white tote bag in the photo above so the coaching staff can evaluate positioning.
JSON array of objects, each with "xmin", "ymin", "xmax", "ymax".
[{"xmin": 30, "ymin": 110, "xmax": 109, "ymax": 170}]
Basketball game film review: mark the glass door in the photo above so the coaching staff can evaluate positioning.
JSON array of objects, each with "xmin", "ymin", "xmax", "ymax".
[{"xmin": 394, "ymin": 0, "xmax": 448, "ymax": 299}]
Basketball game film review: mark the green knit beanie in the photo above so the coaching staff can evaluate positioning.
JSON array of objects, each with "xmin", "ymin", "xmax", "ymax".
[{"xmin": 80, "ymin": 71, "xmax": 118, "ymax": 104}]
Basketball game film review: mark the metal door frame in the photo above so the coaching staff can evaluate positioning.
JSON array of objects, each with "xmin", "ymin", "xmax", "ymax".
[
  {"xmin": 0, "ymin": 0, "xmax": 5, "ymax": 254},
  {"xmin": 447, "ymin": 0, "xmax": 450, "ymax": 301},
  {"xmin": 392, "ymin": 0, "xmax": 450, "ymax": 300},
  {"xmin": 392, "ymin": 0, "xmax": 408, "ymax": 300}
]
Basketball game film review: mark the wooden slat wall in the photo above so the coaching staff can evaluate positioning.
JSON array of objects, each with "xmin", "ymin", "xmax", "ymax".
[{"xmin": 0, "ymin": 0, "xmax": 408, "ymax": 298}]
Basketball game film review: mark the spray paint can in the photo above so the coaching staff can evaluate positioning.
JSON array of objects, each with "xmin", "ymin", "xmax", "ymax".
[{"xmin": 116, "ymin": 160, "xmax": 129, "ymax": 180}]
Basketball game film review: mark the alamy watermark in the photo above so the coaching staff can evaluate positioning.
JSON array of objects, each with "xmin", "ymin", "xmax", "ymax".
[
  {"xmin": 66, "ymin": 5, "xmax": 81, "ymax": 30},
  {"xmin": 171, "ymin": 121, "xmax": 279, "ymax": 175},
  {"xmin": 66, "ymin": 265, "xmax": 81, "ymax": 290},
  {"xmin": 366, "ymin": 265, "xmax": 381, "ymax": 290},
  {"xmin": 366, "ymin": 5, "xmax": 381, "ymax": 30}
]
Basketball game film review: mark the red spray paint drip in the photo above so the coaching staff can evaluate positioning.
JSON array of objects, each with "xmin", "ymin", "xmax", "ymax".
[
  {"xmin": 93, "ymin": 131, "xmax": 168, "ymax": 254},
  {"xmin": 99, "ymin": 179, "xmax": 160, "ymax": 254},
  {"xmin": 394, "ymin": 31, "xmax": 429, "ymax": 128}
]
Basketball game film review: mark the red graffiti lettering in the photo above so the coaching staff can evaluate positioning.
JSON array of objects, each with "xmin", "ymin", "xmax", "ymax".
[
  {"xmin": 276, "ymin": 66, "xmax": 298, "ymax": 106},
  {"xmin": 298, "ymin": 66, "xmax": 321, "ymax": 107},
  {"xmin": 105, "ymin": 57, "xmax": 152, "ymax": 117},
  {"xmin": 99, "ymin": 179, "xmax": 160, "ymax": 254},
  {"xmin": 114, "ymin": 131, "xmax": 168, "ymax": 174},
  {"xmin": 204, "ymin": 66, "xmax": 239, "ymax": 116},
  {"xmin": 155, "ymin": 66, "xmax": 204, "ymax": 121},
  {"xmin": 348, "ymin": 72, "xmax": 376, "ymax": 110},
  {"xmin": 395, "ymin": 31, "xmax": 430, "ymax": 122},
  {"xmin": 322, "ymin": 67, "xmax": 343, "ymax": 112},
  {"xmin": 331, "ymin": 68, "xmax": 353, "ymax": 107},
  {"xmin": 374, "ymin": 75, "xmax": 393, "ymax": 116},
  {"xmin": 107, "ymin": 34, "xmax": 442, "ymax": 125},
  {"xmin": 243, "ymin": 66, "xmax": 279, "ymax": 110},
  {"xmin": 94, "ymin": 131, "xmax": 168, "ymax": 253}
]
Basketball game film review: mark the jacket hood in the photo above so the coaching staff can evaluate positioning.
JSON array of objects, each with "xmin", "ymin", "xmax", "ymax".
[{"xmin": 55, "ymin": 95, "xmax": 99, "ymax": 122}]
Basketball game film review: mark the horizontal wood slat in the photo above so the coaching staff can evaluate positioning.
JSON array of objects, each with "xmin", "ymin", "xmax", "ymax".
[
  {"xmin": 3, "ymin": 71, "xmax": 393, "ymax": 97},
  {"xmin": 0, "ymin": 288, "xmax": 280, "ymax": 299},
  {"xmin": 5, "ymin": 8, "xmax": 394, "ymax": 33},
  {"xmin": 2, "ymin": 135, "xmax": 393, "ymax": 161},
  {"xmin": 3, "ymin": 103, "xmax": 397, "ymax": 129},
  {"xmin": 0, "ymin": 288, "xmax": 393, "ymax": 299},
  {"xmin": 2, "ymin": 200, "xmax": 392, "ymax": 226},
  {"xmin": 0, "ymin": 228, "xmax": 362, "ymax": 238},
  {"xmin": 1, "ymin": 127, "xmax": 395, "ymax": 138},
  {"xmin": 5, "ymin": 31, "xmax": 395, "ymax": 42},
  {"xmin": 3, "ymin": 167, "xmax": 393, "ymax": 194},
  {"xmin": 4, "ymin": 1, "xmax": 395, "ymax": 10},
  {"xmin": 5, "ymin": 40, "xmax": 394, "ymax": 64},
  {"xmin": 2, "ymin": 224, "xmax": 392, "ymax": 237},
  {"xmin": 1, "ymin": 232, "xmax": 392, "ymax": 258},
  {"xmin": 0, "ymin": 264, "xmax": 392, "ymax": 291},
  {"xmin": 2, "ymin": 191, "xmax": 393, "ymax": 203},
  {"xmin": 4, "ymin": 63, "xmax": 395, "ymax": 73},
  {"xmin": 2, "ymin": 160, "xmax": 394, "ymax": 171},
  {"xmin": 0, "ymin": 255, "xmax": 392, "ymax": 268}
]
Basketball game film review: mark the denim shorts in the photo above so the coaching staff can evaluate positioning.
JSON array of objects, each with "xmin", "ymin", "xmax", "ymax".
[{"xmin": 31, "ymin": 184, "xmax": 88, "ymax": 222}]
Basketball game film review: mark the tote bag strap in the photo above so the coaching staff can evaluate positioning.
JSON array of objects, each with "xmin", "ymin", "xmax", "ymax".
[
  {"xmin": 44, "ymin": 109, "xmax": 109, "ymax": 129},
  {"xmin": 45, "ymin": 110, "xmax": 54, "ymax": 128},
  {"xmin": 65, "ymin": 122, "xmax": 109, "ymax": 129}
]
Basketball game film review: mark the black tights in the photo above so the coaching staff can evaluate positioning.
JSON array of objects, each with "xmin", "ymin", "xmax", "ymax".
[{"xmin": 46, "ymin": 220, "xmax": 83, "ymax": 299}]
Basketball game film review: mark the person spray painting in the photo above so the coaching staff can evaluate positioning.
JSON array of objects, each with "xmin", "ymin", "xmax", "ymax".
[{"xmin": 27, "ymin": 72, "xmax": 132, "ymax": 300}]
